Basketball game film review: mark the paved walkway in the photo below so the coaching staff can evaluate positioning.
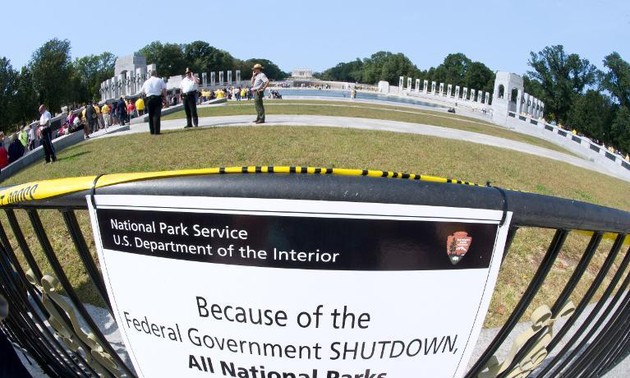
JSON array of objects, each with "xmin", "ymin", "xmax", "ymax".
[{"xmin": 114, "ymin": 111, "xmax": 630, "ymax": 182}]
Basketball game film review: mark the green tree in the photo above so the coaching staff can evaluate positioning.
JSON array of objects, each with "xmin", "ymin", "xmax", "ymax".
[
  {"xmin": 432, "ymin": 53, "xmax": 471, "ymax": 85},
  {"xmin": 361, "ymin": 51, "xmax": 387, "ymax": 84},
  {"xmin": 239, "ymin": 59, "xmax": 288, "ymax": 81},
  {"xmin": 420, "ymin": 53, "xmax": 494, "ymax": 92},
  {"xmin": 610, "ymin": 106, "xmax": 630, "ymax": 153},
  {"xmin": 184, "ymin": 41, "xmax": 236, "ymax": 74},
  {"xmin": 567, "ymin": 90, "xmax": 614, "ymax": 143},
  {"xmin": 72, "ymin": 52, "xmax": 116, "ymax": 101},
  {"xmin": 137, "ymin": 42, "xmax": 186, "ymax": 78},
  {"xmin": 526, "ymin": 45, "xmax": 598, "ymax": 124},
  {"xmin": 362, "ymin": 51, "xmax": 420, "ymax": 85},
  {"xmin": 381, "ymin": 53, "xmax": 418, "ymax": 85},
  {"xmin": 12, "ymin": 67, "xmax": 39, "ymax": 126},
  {"xmin": 601, "ymin": 52, "xmax": 630, "ymax": 109},
  {"xmin": 0, "ymin": 57, "xmax": 18, "ymax": 132},
  {"xmin": 523, "ymin": 75, "xmax": 545, "ymax": 100},
  {"xmin": 30, "ymin": 38, "xmax": 73, "ymax": 113},
  {"xmin": 464, "ymin": 61, "xmax": 495, "ymax": 93},
  {"xmin": 319, "ymin": 59, "xmax": 364, "ymax": 82}
]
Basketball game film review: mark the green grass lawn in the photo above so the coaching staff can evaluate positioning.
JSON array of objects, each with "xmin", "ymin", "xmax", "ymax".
[{"xmin": 2, "ymin": 100, "xmax": 628, "ymax": 328}]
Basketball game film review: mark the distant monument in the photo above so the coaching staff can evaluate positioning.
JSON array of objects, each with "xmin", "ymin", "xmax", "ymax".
[
  {"xmin": 291, "ymin": 69, "xmax": 313, "ymax": 79},
  {"xmin": 492, "ymin": 71, "xmax": 544, "ymax": 121},
  {"xmin": 101, "ymin": 54, "xmax": 151, "ymax": 101},
  {"xmin": 100, "ymin": 54, "xmax": 246, "ymax": 101}
]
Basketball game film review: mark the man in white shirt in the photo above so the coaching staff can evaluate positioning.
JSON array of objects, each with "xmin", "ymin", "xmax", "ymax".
[
  {"xmin": 141, "ymin": 71, "xmax": 167, "ymax": 135},
  {"xmin": 38, "ymin": 104, "xmax": 57, "ymax": 163},
  {"xmin": 181, "ymin": 67, "xmax": 200, "ymax": 128},
  {"xmin": 251, "ymin": 63, "xmax": 269, "ymax": 124}
]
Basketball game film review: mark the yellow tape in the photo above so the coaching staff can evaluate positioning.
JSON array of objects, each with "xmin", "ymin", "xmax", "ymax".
[
  {"xmin": 0, "ymin": 166, "xmax": 481, "ymax": 207},
  {"xmin": 574, "ymin": 231, "xmax": 630, "ymax": 246}
]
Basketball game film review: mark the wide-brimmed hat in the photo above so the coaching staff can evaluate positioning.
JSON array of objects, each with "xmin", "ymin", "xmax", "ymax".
[{"xmin": 252, "ymin": 63, "xmax": 263, "ymax": 70}]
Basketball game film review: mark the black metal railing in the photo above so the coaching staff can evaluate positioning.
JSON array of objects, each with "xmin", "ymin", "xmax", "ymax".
[{"xmin": 0, "ymin": 169, "xmax": 628, "ymax": 377}]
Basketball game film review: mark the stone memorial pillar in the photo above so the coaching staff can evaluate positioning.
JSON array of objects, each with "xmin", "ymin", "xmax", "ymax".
[
  {"xmin": 399, "ymin": 76, "xmax": 404, "ymax": 91},
  {"xmin": 136, "ymin": 67, "xmax": 145, "ymax": 93},
  {"xmin": 103, "ymin": 81, "xmax": 108, "ymax": 101},
  {"xmin": 129, "ymin": 73, "xmax": 135, "ymax": 95},
  {"xmin": 407, "ymin": 77, "xmax": 413, "ymax": 91},
  {"xmin": 439, "ymin": 83, "xmax": 445, "ymax": 96},
  {"xmin": 114, "ymin": 77, "xmax": 119, "ymax": 98},
  {"xmin": 128, "ymin": 73, "xmax": 135, "ymax": 95},
  {"xmin": 522, "ymin": 93, "xmax": 529, "ymax": 114},
  {"xmin": 210, "ymin": 72, "xmax": 216, "ymax": 87},
  {"xmin": 463, "ymin": 87, "xmax": 468, "ymax": 100},
  {"xmin": 455, "ymin": 86, "xmax": 460, "ymax": 99},
  {"xmin": 423, "ymin": 80, "xmax": 429, "ymax": 92},
  {"xmin": 470, "ymin": 89, "xmax": 477, "ymax": 102},
  {"xmin": 109, "ymin": 78, "xmax": 115, "ymax": 99},
  {"xmin": 527, "ymin": 96, "xmax": 536, "ymax": 115},
  {"xmin": 431, "ymin": 81, "xmax": 437, "ymax": 94},
  {"xmin": 485, "ymin": 92, "xmax": 491, "ymax": 106},
  {"xmin": 447, "ymin": 84, "xmax": 452, "ymax": 97},
  {"xmin": 113, "ymin": 75, "xmax": 119, "ymax": 97},
  {"xmin": 236, "ymin": 70, "xmax": 241, "ymax": 84},
  {"xmin": 515, "ymin": 90, "xmax": 523, "ymax": 114},
  {"xmin": 202, "ymin": 72, "xmax": 208, "ymax": 87},
  {"xmin": 378, "ymin": 80, "xmax": 390, "ymax": 93},
  {"xmin": 415, "ymin": 79, "xmax": 420, "ymax": 93},
  {"xmin": 227, "ymin": 70, "xmax": 232, "ymax": 85},
  {"xmin": 124, "ymin": 73, "xmax": 130, "ymax": 96},
  {"xmin": 219, "ymin": 71, "xmax": 224, "ymax": 85},
  {"xmin": 147, "ymin": 63, "xmax": 156, "ymax": 78},
  {"xmin": 118, "ymin": 74, "xmax": 125, "ymax": 97}
]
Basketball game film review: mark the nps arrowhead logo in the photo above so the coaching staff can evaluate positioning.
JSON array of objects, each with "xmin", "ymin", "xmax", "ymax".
[{"xmin": 446, "ymin": 231, "xmax": 472, "ymax": 265}]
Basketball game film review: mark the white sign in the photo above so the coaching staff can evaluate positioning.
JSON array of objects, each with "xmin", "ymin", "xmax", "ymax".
[{"xmin": 89, "ymin": 195, "xmax": 511, "ymax": 378}]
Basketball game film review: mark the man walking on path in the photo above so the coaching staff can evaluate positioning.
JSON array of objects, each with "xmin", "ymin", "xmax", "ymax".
[
  {"xmin": 38, "ymin": 104, "xmax": 56, "ymax": 163},
  {"xmin": 251, "ymin": 63, "xmax": 269, "ymax": 124},
  {"xmin": 141, "ymin": 71, "xmax": 167, "ymax": 135},
  {"xmin": 181, "ymin": 67, "xmax": 200, "ymax": 128}
]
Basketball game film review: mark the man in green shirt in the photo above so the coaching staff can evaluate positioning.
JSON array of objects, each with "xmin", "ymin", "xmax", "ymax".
[{"xmin": 250, "ymin": 63, "xmax": 269, "ymax": 124}]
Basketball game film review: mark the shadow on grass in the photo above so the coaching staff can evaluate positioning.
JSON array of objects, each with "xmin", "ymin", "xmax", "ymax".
[{"xmin": 59, "ymin": 151, "xmax": 91, "ymax": 161}]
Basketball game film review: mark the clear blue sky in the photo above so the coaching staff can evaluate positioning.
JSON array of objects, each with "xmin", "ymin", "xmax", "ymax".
[{"xmin": 2, "ymin": 0, "xmax": 629, "ymax": 76}]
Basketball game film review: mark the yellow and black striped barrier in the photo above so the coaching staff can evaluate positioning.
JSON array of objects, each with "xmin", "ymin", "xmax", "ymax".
[{"xmin": 0, "ymin": 165, "xmax": 482, "ymax": 207}]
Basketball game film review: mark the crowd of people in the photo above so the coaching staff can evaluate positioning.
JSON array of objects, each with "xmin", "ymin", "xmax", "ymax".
[
  {"xmin": 0, "ymin": 95, "xmax": 151, "ymax": 170},
  {"xmin": 198, "ymin": 86, "xmax": 255, "ymax": 102},
  {"xmin": 1, "ymin": 64, "xmax": 288, "ymax": 169},
  {"xmin": 0, "ymin": 127, "xmax": 29, "ymax": 170},
  {"xmin": 55, "ymin": 96, "xmax": 147, "ymax": 140}
]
